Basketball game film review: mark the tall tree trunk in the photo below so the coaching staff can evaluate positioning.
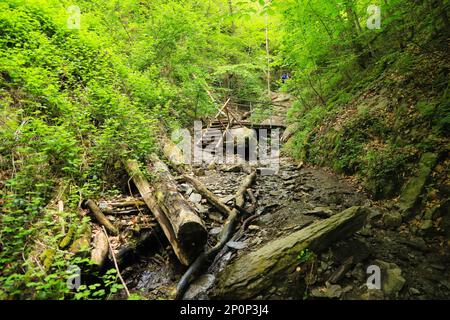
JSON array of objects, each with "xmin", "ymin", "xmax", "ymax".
[
  {"xmin": 228, "ymin": 0, "xmax": 235, "ymax": 32},
  {"xmin": 265, "ymin": 0, "xmax": 271, "ymax": 98}
]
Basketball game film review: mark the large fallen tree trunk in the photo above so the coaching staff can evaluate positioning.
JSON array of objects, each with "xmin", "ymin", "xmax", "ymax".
[
  {"xmin": 124, "ymin": 159, "xmax": 206, "ymax": 265},
  {"xmin": 211, "ymin": 206, "xmax": 369, "ymax": 299},
  {"xmin": 148, "ymin": 155, "xmax": 207, "ymax": 257}
]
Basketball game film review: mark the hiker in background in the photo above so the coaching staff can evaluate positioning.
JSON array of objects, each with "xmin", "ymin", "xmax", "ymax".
[{"xmin": 281, "ymin": 72, "xmax": 289, "ymax": 84}]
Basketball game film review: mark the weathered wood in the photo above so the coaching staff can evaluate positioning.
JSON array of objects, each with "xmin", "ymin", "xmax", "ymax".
[
  {"xmin": 176, "ymin": 170, "xmax": 257, "ymax": 299},
  {"xmin": 91, "ymin": 232, "xmax": 109, "ymax": 267},
  {"xmin": 102, "ymin": 226, "xmax": 130, "ymax": 297},
  {"xmin": 149, "ymin": 155, "xmax": 207, "ymax": 258},
  {"xmin": 85, "ymin": 199, "xmax": 119, "ymax": 236},
  {"xmin": 124, "ymin": 159, "xmax": 206, "ymax": 266},
  {"xmin": 69, "ymin": 224, "xmax": 92, "ymax": 255},
  {"xmin": 124, "ymin": 159, "xmax": 189, "ymax": 265},
  {"xmin": 109, "ymin": 199, "xmax": 145, "ymax": 208},
  {"xmin": 102, "ymin": 208, "xmax": 142, "ymax": 216},
  {"xmin": 212, "ymin": 206, "xmax": 369, "ymax": 299},
  {"xmin": 183, "ymin": 174, "xmax": 233, "ymax": 217},
  {"xmin": 246, "ymin": 189, "xmax": 256, "ymax": 204},
  {"xmin": 162, "ymin": 136, "xmax": 189, "ymax": 173}
]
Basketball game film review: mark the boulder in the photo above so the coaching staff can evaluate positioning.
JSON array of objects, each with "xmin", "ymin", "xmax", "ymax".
[{"xmin": 375, "ymin": 260, "xmax": 406, "ymax": 298}]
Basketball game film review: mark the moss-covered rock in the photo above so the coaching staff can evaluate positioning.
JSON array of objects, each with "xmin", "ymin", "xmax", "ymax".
[
  {"xmin": 40, "ymin": 248, "xmax": 56, "ymax": 271},
  {"xmin": 69, "ymin": 224, "xmax": 92, "ymax": 256},
  {"xmin": 398, "ymin": 152, "xmax": 438, "ymax": 219}
]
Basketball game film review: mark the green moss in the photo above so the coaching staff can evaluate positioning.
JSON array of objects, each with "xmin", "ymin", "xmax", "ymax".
[
  {"xmin": 59, "ymin": 225, "xmax": 75, "ymax": 249},
  {"xmin": 40, "ymin": 248, "xmax": 56, "ymax": 271},
  {"xmin": 399, "ymin": 152, "xmax": 438, "ymax": 218}
]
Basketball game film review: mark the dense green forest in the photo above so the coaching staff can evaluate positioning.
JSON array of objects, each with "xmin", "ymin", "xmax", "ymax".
[{"xmin": 0, "ymin": 0, "xmax": 448, "ymax": 301}]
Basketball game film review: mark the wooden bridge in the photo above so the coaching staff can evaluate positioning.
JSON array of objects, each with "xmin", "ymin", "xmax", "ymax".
[{"xmin": 197, "ymin": 97, "xmax": 287, "ymax": 151}]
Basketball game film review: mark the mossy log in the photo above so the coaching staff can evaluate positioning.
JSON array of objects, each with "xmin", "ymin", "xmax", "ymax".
[
  {"xmin": 108, "ymin": 199, "xmax": 146, "ymax": 208},
  {"xmin": 211, "ymin": 206, "xmax": 369, "ymax": 299},
  {"xmin": 148, "ymin": 155, "xmax": 207, "ymax": 261},
  {"xmin": 161, "ymin": 135, "xmax": 190, "ymax": 173},
  {"xmin": 59, "ymin": 225, "xmax": 75, "ymax": 249},
  {"xmin": 124, "ymin": 159, "xmax": 206, "ymax": 265}
]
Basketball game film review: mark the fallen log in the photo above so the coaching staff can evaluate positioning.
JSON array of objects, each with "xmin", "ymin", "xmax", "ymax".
[
  {"xmin": 109, "ymin": 199, "xmax": 145, "ymax": 208},
  {"xmin": 69, "ymin": 224, "xmax": 92, "ymax": 255},
  {"xmin": 182, "ymin": 174, "xmax": 233, "ymax": 217},
  {"xmin": 91, "ymin": 231, "xmax": 109, "ymax": 267},
  {"xmin": 85, "ymin": 199, "xmax": 119, "ymax": 236},
  {"xmin": 176, "ymin": 171, "xmax": 257, "ymax": 299},
  {"xmin": 148, "ymin": 155, "xmax": 207, "ymax": 259},
  {"xmin": 124, "ymin": 159, "xmax": 205, "ymax": 266},
  {"xmin": 211, "ymin": 206, "xmax": 369, "ymax": 299},
  {"xmin": 161, "ymin": 135, "xmax": 190, "ymax": 174},
  {"xmin": 246, "ymin": 189, "xmax": 256, "ymax": 204}
]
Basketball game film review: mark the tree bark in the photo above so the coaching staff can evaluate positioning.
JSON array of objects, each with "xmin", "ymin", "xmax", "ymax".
[
  {"xmin": 109, "ymin": 199, "xmax": 145, "ymax": 208},
  {"xmin": 148, "ymin": 155, "xmax": 207, "ymax": 258},
  {"xmin": 85, "ymin": 199, "xmax": 119, "ymax": 236},
  {"xmin": 124, "ymin": 159, "xmax": 206, "ymax": 265}
]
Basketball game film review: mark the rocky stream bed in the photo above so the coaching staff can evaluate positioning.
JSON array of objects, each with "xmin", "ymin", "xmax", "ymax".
[{"xmin": 96, "ymin": 156, "xmax": 450, "ymax": 300}]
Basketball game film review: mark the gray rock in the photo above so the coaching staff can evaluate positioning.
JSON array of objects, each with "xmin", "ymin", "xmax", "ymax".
[
  {"xmin": 209, "ymin": 227, "xmax": 222, "ymax": 235},
  {"xmin": 185, "ymin": 187, "xmax": 194, "ymax": 196},
  {"xmin": 183, "ymin": 274, "xmax": 216, "ymax": 300},
  {"xmin": 227, "ymin": 241, "xmax": 247, "ymax": 250},
  {"xmin": 189, "ymin": 193, "xmax": 202, "ymax": 203},
  {"xmin": 195, "ymin": 203, "xmax": 209, "ymax": 214},
  {"xmin": 310, "ymin": 282, "xmax": 342, "ymax": 299},
  {"xmin": 375, "ymin": 260, "xmax": 406, "ymax": 298}
]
